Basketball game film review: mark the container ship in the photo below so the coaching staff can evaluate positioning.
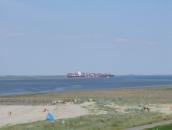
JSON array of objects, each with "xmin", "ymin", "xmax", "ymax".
[{"xmin": 67, "ymin": 71, "xmax": 114, "ymax": 78}]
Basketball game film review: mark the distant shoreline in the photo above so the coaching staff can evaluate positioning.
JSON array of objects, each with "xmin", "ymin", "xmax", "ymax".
[
  {"xmin": 1, "ymin": 85, "xmax": 172, "ymax": 97},
  {"xmin": 0, "ymin": 86, "xmax": 172, "ymax": 128},
  {"xmin": 1, "ymin": 75, "xmax": 172, "ymax": 96},
  {"xmin": 0, "ymin": 75, "xmax": 66, "ymax": 80},
  {"xmin": 1, "ymin": 75, "xmax": 172, "ymax": 80}
]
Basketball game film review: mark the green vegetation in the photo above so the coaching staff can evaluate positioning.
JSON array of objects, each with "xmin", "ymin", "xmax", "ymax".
[
  {"xmin": 0, "ymin": 87, "xmax": 172, "ymax": 130},
  {"xmin": 145, "ymin": 123, "xmax": 172, "ymax": 130},
  {"xmin": 1, "ymin": 112, "xmax": 170, "ymax": 130}
]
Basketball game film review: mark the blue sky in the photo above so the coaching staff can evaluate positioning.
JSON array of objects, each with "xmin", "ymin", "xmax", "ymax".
[{"xmin": 0, "ymin": 0, "xmax": 172, "ymax": 75}]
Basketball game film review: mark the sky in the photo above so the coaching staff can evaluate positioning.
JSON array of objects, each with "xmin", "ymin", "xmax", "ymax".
[{"xmin": 0, "ymin": 0, "xmax": 172, "ymax": 75}]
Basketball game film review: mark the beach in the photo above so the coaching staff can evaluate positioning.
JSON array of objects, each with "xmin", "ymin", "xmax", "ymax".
[
  {"xmin": 0, "ymin": 103, "xmax": 90, "ymax": 127},
  {"xmin": 1, "ymin": 103, "xmax": 172, "ymax": 128},
  {"xmin": 0, "ymin": 87, "xmax": 172, "ymax": 129}
]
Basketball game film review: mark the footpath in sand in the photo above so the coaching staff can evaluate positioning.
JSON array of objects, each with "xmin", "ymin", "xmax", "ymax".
[{"xmin": 0, "ymin": 103, "xmax": 90, "ymax": 127}]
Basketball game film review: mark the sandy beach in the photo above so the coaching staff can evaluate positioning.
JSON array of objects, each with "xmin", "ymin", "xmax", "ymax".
[
  {"xmin": 0, "ymin": 88, "xmax": 172, "ymax": 129},
  {"xmin": 0, "ymin": 103, "xmax": 90, "ymax": 127},
  {"xmin": 1, "ymin": 102, "xmax": 172, "ymax": 128}
]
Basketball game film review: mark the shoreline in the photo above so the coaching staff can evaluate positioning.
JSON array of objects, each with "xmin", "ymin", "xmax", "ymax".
[
  {"xmin": 0, "ymin": 86, "xmax": 172, "ymax": 105},
  {"xmin": 1, "ymin": 84, "xmax": 172, "ymax": 97},
  {"xmin": 1, "ymin": 75, "xmax": 172, "ymax": 96},
  {"xmin": 0, "ymin": 86, "xmax": 172, "ymax": 129}
]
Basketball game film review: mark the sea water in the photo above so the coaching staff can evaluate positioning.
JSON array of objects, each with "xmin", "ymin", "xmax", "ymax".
[{"xmin": 0, "ymin": 75, "xmax": 172, "ymax": 95}]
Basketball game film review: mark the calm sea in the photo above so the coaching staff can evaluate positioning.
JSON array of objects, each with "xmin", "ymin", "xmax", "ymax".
[{"xmin": 0, "ymin": 75, "xmax": 172, "ymax": 95}]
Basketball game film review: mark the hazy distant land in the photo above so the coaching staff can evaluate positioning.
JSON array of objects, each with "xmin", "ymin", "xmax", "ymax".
[{"xmin": 0, "ymin": 75, "xmax": 65, "ymax": 80}]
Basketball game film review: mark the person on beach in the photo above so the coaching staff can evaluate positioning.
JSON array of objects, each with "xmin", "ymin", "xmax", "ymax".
[
  {"xmin": 8, "ymin": 111, "xmax": 12, "ymax": 116},
  {"xmin": 43, "ymin": 108, "xmax": 49, "ymax": 112}
]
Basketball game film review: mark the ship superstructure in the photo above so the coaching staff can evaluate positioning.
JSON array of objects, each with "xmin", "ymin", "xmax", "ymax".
[{"xmin": 67, "ymin": 71, "xmax": 114, "ymax": 78}]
